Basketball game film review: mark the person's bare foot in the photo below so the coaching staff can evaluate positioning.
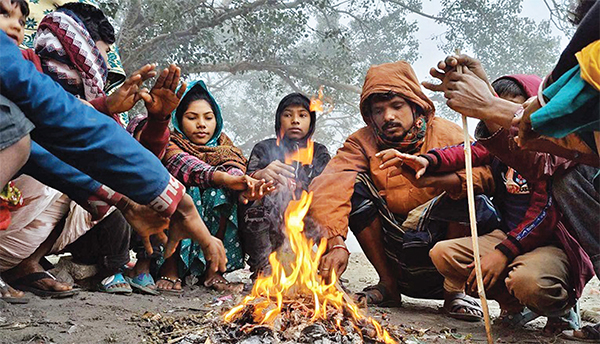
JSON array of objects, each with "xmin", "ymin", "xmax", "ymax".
[
  {"xmin": 203, "ymin": 263, "xmax": 243, "ymax": 293},
  {"xmin": 156, "ymin": 256, "xmax": 182, "ymax": 293},
  {"xmin": 0, "ymin": 276, "xmax": 25, "ymax": 299},
  {"xmin": 3, "ymin": 257, "xmax": 72, "ymax": 292}
]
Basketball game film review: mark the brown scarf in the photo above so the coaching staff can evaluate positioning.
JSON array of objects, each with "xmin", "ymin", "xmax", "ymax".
[{"xmin": 165, "ymin": 131, "xmax": 247, "ymax": 172}]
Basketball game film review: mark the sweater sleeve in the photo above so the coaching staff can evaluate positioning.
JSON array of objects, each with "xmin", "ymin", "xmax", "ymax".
[
  {"xmin": 308, "ymin": 133, "xmax": 370, "ymax": 239},
  {"xmin": 164, "ymin": 151, "xmax": 218, "ymax": 189},
  {"xmin": 495, "ymin": 180, "xmax": 560, "ymax": 261},
  {"xmin": 138, "ymin": 117, "xmax": 170, "ymax": 159}
]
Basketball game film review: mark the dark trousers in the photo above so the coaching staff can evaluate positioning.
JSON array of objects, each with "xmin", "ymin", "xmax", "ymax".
[{"xmin": 63, "ymin": 210, "xmax": 131, "ymax": 271}]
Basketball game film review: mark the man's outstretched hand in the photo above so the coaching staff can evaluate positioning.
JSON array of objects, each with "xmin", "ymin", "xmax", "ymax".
[
  {"xmin": 106, "ymin": 63, "xmax": 157, "ymax": 114},
  {"xmin": 318, "ymin": 236, "xmax": 349, "ymax": 283},
  {"xmin": 140, "ymin": 64, "xmax": 187, "ymax": 120},
  {"xmin": 163, "ymin": 194, "xmax": 227, "ymax": 271},
  {"xmin": 117, "ymin": 197, "xmax": 169, "ymax": 255},
  {"xmin": 376, "ymin": 148, "xmax": 430, "ymax": 179}
]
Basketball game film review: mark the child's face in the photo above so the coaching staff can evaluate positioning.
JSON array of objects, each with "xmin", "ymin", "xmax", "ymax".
[
  {"xmin": 280, "ymin": 104, "xmax": 311, "ymax": 140},
  {"xmin": 0, "ymin": 0, "xmax": 26, "ymax": 45},
  {"xmin": 181, "ymin": 99, "xmax": 217, "ymax": 145}
]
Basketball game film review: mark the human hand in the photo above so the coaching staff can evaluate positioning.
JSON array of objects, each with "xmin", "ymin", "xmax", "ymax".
[
  {"xmin": 440, "ymin": 69, "xmax": 499, "ymax": 121},
  {"xmin": 106, "ymin": 63, "xmax": 157, "ymax": 114},
  {"xmin": 422, "ymin": 54, "xmax": 491, "ymax": 92},
  {"xmin": 376, "ymin": 148, "xmax": 429, "ymax": 179},
  {"xmin": 140, "ymin": 64, "xmax": 186, "ymax": 120},
  {"xmin": 117, "ymin": 197, "xmax": 169, "ymax": 255},
  {"xmin": 514, "ymin": 97, "xmax": 541, "ymax": 148},
  {"xmin": 318, "ymin": 236, "xmax": 349, "ymax": 283},
  {"xmin": 238, "ymin": 177, "xmax": 276, "ymax": 204},
  {"xmin": 164, "ymin": 194, "xmax": 227, "ymax": 271},
  {"xmin": 466, "ymin": 249, "xmax": 508, "ymax": 294},
  {"xmin": 253, "ymin": 160, "xmax": 296, "ymax": 187}
]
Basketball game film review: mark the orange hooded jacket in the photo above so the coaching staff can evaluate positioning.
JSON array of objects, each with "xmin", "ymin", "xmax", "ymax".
[{"xmin": 308, "ymin": 61, "xmax": 494, "ymax": 239}]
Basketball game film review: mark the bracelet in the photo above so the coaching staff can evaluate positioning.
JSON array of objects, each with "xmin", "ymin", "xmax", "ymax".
[{"xmin": 330, "ymin": 244, "xmax": 350, "ymax": 256}]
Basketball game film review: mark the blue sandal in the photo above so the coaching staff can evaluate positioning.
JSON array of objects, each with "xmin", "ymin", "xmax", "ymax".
[
  {"xmin": 125, "ymin": 273, "xmax": 159, "ymax": 296},
  {"xmin": 98, "ymin": 273, "xmax": 132, "ymax": 295}
]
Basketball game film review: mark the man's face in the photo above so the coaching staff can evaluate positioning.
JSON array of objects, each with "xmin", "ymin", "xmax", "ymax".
[
  {"xmin": 0, "ymin": 0, "xmax": 25, "ymax": 45},
  {"xmin": 280, "ymin": 104, "xmax": 311, "ymax": 140},
  {"xmin": 370, "ymin": 95, "xmax": 415, "ymax": 141},
  {"xmin": 95, "ymin": 40, "xmax": 110, "ymax": 66}
]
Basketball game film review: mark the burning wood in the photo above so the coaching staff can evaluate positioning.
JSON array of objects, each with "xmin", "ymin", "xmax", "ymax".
[{"xmin": 223, "ymin": 191, "xmax": 397, "ymax": 344}]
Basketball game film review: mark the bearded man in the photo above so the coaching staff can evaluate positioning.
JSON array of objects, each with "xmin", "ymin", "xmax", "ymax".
[{"xmin": 309, "ymin": 61, "xmax": 494, "ymax": 306}]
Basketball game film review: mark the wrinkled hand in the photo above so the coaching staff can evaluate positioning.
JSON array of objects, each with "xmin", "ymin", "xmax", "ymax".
[
  {"xmin": 253, "ymin": 160, "xmax": 296, "ymax": 187},
  {"xmin": 106, "ymin": 63, "xmax": 157, "ymax": 114},
  {"xmin": 514, "ymin": 97, "xmax": 541, "ymax": 148},
  {"xmin": 318, "ymin": 236, "xmax": 349, "ymax": 283},
  {"xmin": 467, "ymin": 249, "xmax": 508, "ymax": 294},
  {"xmin": 422, "ymin": 54, "xmax": 491, "ymax": 92},
  {"xmin": 118, "ymin": 197, "xmax": 169, "ymax": 255},
  {"xmin": 441, "ymin": 69, "xmax": 498, "ymax": 121},
  {"xmin": 376, "ymin": 148, "xmax": 429, "ymax": 179},
  {"xmin": 164, "ymin": 194, "xmax": 227, "ymax": 271},
  {"xmin": 238, "ymin": 177, "xmax": 276, "ymax": 204},
  {"xmin": 140, "ymin": 64, "xmax": 187, "ymax": 120}
]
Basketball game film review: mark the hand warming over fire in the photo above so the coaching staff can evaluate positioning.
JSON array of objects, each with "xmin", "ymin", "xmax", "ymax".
[
  {"xmin": 252, "ymin": 160, "xmax": 296, "ymax": 189},
  {"xmin": 239, "ymin": 177, "xmax": 276, "ymax": 204},
  {"xmin": 164, "ymin": 194, "xmax": 227, "ymax": 271},
  {"xmin": 318, "ymin": 235, "xmax": 349, "ymax": 283},
  {"xmin": 377, "ymin": 149, "xmax": 430, "ymax": 179},
  {"xmin": 116, "ymin": 197, "xmax": 170, "ymax": 255}
]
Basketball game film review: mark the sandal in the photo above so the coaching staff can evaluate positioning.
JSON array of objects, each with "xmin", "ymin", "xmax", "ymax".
[
  {"xmin": 12, "ymin": 271, "xmax": 79, "ymax": 299},
  {"xmin": 543, "ymin": 305, "xmax": 580, "ymax": 336},
  {"xmin": 0, "ymin": 276, "xmax": 29, "ymax": 304},
  {"xmin": 98, "ymin": 273, "xmax": 132, "ymax": 295},
  {"xmin": 157, "ymin": 277, "xmax": 183, "ymax": 295},
  {"xmin": 442, "ymin": 292, "xmax": 483, "ymax": 322},
  {"xmin": 562, "ymin": 324, "xmax": 600, "ymax": 343},
  {"xmin": 125, "ymin": 273, "xmax": 159, "ymax": 296},
  {"xmin": 496, "ymin": 307, "xmax": 540, "ymax": 327},
  {"xmin": 354, "ymin": 283, "xmax": 401, "ymax": 308}
]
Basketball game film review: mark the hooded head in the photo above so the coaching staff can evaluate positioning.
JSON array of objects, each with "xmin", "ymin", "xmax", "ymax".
[
  {"xmin": 275, "ymin": 93, "xmax": 316, "ymax": 145},
  {"xmin": 359, "ymin": 61, "xmax": 434, "ymax": 151},
  {"xmin": 172, "ymin": 80, "xmax": 223, "ymax": 147},
  {"xmin": 492, "ymin": 74, "xmax": 542, "ymax": 103}
]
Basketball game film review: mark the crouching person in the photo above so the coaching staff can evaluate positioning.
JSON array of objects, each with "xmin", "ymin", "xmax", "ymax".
[{"xmin": 241, "ymin": 93, "xmax": 330, "ymax": 279}]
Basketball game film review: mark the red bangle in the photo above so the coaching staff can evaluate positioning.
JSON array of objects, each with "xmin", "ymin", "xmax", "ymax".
[{"xmin": 330, "ymin": 244, "xmax": 350, "ymax": 256}]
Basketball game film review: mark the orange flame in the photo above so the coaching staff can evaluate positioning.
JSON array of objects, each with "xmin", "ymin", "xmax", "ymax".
[
  {"xmin": 223, "ymin": 191, "xmax": 396, "ymax": 344},
  {"xmin": 284, "ymin": 139, "xmax": 314, "ymax": 165}
]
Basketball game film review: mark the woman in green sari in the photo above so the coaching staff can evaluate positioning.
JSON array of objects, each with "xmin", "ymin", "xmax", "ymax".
[{"xmin": 157, "ymin": 80, "xmax": 267, "ymax": 293}]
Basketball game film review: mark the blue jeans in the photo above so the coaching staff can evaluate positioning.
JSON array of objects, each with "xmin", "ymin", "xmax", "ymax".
[{"xmin": 553, "ymin": 165, "xmax": 600, "ymax": 276}]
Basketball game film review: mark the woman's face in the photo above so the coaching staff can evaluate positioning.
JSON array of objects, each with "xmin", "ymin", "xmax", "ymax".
[{"xmin": 181, "ymin": 99, "xmax": 217, "ymax": 145}]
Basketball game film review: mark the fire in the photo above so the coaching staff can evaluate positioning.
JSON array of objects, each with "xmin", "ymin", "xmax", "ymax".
[
  {"xmin": 224, "ymin": 191, "xmax": 396, "ymax": 344},
  {"xmin": 284, "ymin": 139, "xmax": 314, "ymax": 165}
]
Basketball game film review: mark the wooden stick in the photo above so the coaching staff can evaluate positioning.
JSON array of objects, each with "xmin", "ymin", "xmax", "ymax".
[{"xmin": 455, "ymin": 50, "xmax": 494, "ymax": 344}]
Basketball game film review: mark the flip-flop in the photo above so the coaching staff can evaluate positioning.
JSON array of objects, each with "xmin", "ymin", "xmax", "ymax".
[
  {"xmin": 562, "ymin": 324, "xmax": 600, "ymax": 343},
  {"xmin": 125, "ymin": 273, "xmax": 159, "ymax": 296},
  {"xmin": 157, "ymin": 277, "xmax": 183, "ymax": 295},
  {"xmin": 442, "ymin": 292, "xmax": 483, "ymax": 322},
  {"xmin": 354, "ymin": 283, "xmax": 402, "ymax": 308},
  {"xmin": 98, "ymin": 273, "xmax": 132, "ymax": 295},
  {"xmin": 496, "ymin": 307, "xmax": 540, "ymax": 327},
  {"xmin": 543, "ymin": 304, "xmax": 580, "ymax": 336},
  {"xmin": 0, "ymin": 277, "xmax": 29, "ymax": 304},
  {"xmin": 12, "ymin": 271, "xmax": 79, "ymax": 299}
]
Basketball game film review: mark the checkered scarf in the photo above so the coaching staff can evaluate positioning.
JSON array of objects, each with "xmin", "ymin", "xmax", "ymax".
[{"xmin": 34, "ymin": 9, "xmax": 107, "ymax": 100}]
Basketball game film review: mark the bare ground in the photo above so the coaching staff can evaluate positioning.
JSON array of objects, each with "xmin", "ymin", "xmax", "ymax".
[{"xmin": 0, "ymin": 253, "xmax": 598, "ymax": 344}]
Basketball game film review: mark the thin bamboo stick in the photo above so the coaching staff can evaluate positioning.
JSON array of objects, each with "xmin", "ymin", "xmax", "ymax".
[{"xmin": 455, "ymin": 52, "xmax": 494, "ymax": 344}]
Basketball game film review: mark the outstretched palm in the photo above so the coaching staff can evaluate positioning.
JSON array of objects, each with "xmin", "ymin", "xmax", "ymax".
[
  {"xmin": 105, "ymin": 63, "xmax": 157, "ymax": 114},
  {"xmin": 141, "ymin": 64, "xmax": 187, "ymax": 120}
]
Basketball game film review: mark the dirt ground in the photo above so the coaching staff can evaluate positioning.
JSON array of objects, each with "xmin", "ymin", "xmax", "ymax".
[{"xmin": 0, "ymin": 253, "xmax": 598, "ymax": 344}]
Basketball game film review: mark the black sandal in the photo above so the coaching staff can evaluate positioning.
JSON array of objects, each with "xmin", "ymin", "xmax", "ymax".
[
  {"xmin": 354, "ymin": 283, "xmax": 401, "ymax": 308},
  {"xmin": 0, "ymin": 276, "xmax": 29, "ymax": 304},
  {"xmin": 12, "ymin": 271, "xmax": 79, "ymax": 299}
]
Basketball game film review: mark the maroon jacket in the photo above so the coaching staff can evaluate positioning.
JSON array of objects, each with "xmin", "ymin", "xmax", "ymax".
[{"xmin": 424, "ymin": 124, "xmax": 594, "ymax": 298}]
